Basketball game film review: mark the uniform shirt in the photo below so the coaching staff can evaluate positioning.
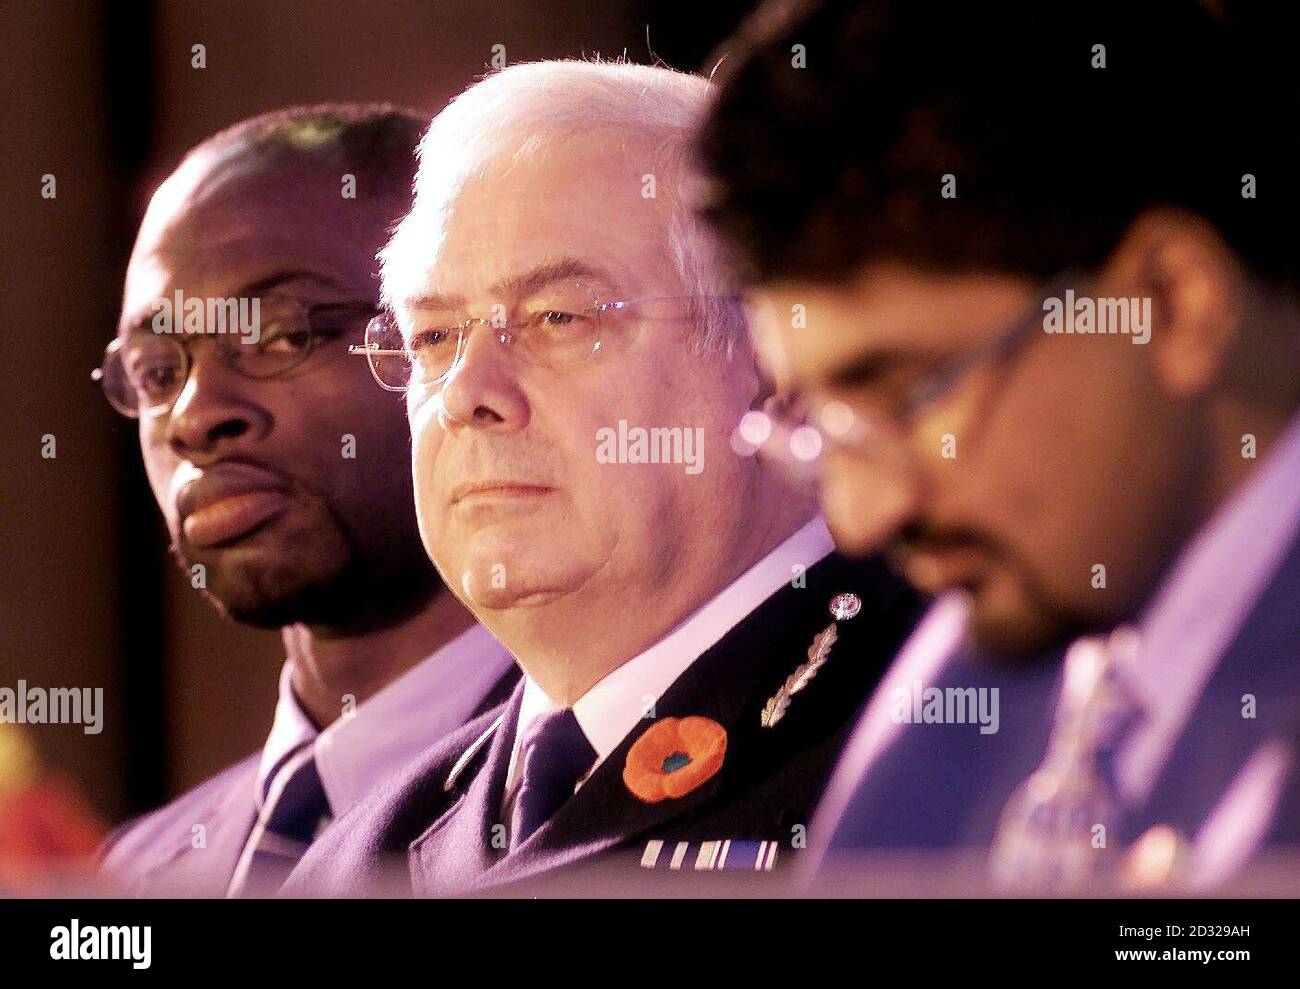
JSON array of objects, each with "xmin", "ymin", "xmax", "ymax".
[{"xmin": 501, "ymin": 516, "xmax": 836, "ymax": 820}]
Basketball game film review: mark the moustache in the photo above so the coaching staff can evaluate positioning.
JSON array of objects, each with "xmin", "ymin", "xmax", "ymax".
[{"xmin": 889, "ymin": 521, "xmax": 1008, "ymax": 568}]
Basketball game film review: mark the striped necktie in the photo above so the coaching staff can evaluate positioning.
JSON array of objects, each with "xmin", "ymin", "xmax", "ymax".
[
  {"xmin": 989, "ymin": 628, "xmax": 1144, "ymax": 889},
  {"xmin": 229, "ymin": 744, "xmax": 332, "ymax": 897}
]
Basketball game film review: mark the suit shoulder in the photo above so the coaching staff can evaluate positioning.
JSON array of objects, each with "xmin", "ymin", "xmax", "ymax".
[
  {"xmin": 286, "ymin": 698, "xmax": 515, "ymax": 897},
  {"xmin": 97, "ymin": 752, "xmax": 260, "ymax": 873}
]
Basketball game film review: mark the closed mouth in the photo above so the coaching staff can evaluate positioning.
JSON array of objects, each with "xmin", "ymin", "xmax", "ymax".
[
  {"xmin": 176, "ymin": 463, "xmax": 296, "ymax": 549},
  {"xmin": 450, "ymin": 481, "xmax": 554, "ymax": 505}
]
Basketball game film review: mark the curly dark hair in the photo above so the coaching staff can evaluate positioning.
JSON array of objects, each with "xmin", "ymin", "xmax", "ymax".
[{"xmin": 695, "ymin": 1, "xmax": 1297, "ymax": 289}]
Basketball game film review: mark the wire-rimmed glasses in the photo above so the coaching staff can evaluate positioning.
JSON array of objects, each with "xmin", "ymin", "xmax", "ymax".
[
  {"xmin": 93, "ymin": 297, "xmax": 376, "ymax": 418},
  {"xmin": 742, "ymin": 269, "xmax": 1078, "ymax": 470},
  {"xmin": 351, "ymin": 292, "xmax": 742, "ymax": 393}
]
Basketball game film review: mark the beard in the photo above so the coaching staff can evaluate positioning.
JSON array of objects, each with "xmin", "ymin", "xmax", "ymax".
[
  {"xmin": 889, "ymin": 522, "xmax": 1102, "ymax": 664},
  {"xmin": 964, "ymin": 593, "xmax": 1097, "ymax": 661},
  {"xmin": 171, "ymin": 491, "xmax": 440, "ymax": 634}
]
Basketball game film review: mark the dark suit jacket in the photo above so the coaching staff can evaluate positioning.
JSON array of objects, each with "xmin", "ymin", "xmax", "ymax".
[
  {"xmin": 98, "ymin": 666, "xmax": 519, "ymax": 897},
  {"xmin": 282, "ymin": 552, "xmax": 926, "ymax": 896},
  {"xmin": 1124, "ymin": 528, "xmax": 1300, "ymax": 850},
  {"xmin": 816, "ymin": 529, "xmax": 1300, "ymax": 882}
]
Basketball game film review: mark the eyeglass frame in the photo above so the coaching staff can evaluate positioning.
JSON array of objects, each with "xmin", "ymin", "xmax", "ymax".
[
  {"xmin": 350, "ymin": 293, "xmax": 743, "ymax": 393},
  {"xmin": 92, "ymin": 297, "xmax": 378, "ymax": 418},
  {"xmin": 781, "ymin": 268, "xmax": 1081, "ymax": 461}
]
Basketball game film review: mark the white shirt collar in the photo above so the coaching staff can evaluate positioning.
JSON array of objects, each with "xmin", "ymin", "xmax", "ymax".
[
  {"xmin": 1112, "ymin": 411, "xmax": 1300, "ymax": 800},
  {"xmin": 256, "ymin": 622, "xmax": 515, "ymax": 817},
  {"xmin": 503, "ymin": 516, "xmax": 836, "ymax": 805}
]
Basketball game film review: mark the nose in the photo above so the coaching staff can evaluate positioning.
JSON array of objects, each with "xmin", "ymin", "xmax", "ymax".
[
  {"xmin": 165, "ymin": 342, "xmax": 269, "ymax": 459},
  {"xmin": 436, "ymin": 323, "xmax": 530, "ymax": 432},
  {"xmin": 820, "ymin": 448, "xmax": 921, "ymax": 556}
]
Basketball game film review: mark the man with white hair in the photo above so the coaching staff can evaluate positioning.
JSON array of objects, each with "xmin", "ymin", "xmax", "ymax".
[
  {"xmin": 93, "ymin": 105, "xmax": 519, "ymax": 898},
  {"xmin": 284, "ymin": 60, "xmax": 924, "ymax": 896}
]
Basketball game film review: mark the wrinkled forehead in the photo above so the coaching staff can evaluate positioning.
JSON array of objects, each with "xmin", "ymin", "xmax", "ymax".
[
  {"xmin": 384, "ymin": 133, "xmax": 682, "ymax": 309},
  {"xmin": 121, "ymin": 145, "xmax": 394, "ymax": 333}
]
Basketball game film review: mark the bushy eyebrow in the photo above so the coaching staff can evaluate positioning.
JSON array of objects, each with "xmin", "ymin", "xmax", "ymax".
[{"xmin": 400, "ymin": 257, "xmax": 618, "ymax": 311}]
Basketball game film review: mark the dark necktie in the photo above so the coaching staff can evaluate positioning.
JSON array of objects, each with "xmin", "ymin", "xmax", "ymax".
[
  {"xmin": 230, "ymin": 745, "xmax": 332, "ymax": 897},
  {"xmin": 509, "ymin": 708, "xmax": 596, "ymax": 850}
]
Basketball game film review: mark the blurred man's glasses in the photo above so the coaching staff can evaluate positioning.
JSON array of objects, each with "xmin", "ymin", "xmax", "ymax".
[
  {"xmin": 93, "ymin": 297, "xmax": 376, "ymax": 418},
  {"xmin": 352, "ymin": 291, "xmax": 741, "ymax": 393},
  {"xmin": 743, "ymin": 269, "xmax": 1078, "ymax": 471}
]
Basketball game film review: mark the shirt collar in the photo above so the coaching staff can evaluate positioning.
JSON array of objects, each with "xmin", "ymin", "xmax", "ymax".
[
  {"xmin": 506, "ymin": 516, "xmax": 836, "ymax": 795},
  {"xmin": 1114, "ymin": 410, "xmax": 1300, "ymax": 799},
  {"xmin": 256, "ymin": 622, "xmax": 515, "ymax": 816},
  {"xmin": 257, "ymin": 665, "xmax": 318, "ymax": 807}
]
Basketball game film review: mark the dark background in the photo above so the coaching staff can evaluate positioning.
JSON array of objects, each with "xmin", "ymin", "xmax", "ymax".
[{"xmin": 0, "ymin": 0, "xmax": 755, "ymax": 823}]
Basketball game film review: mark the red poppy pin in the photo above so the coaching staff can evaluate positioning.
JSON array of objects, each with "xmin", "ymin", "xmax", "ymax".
[{"xmin": 623, "ymin": 716, "xmax": 727, "ymax": 803}]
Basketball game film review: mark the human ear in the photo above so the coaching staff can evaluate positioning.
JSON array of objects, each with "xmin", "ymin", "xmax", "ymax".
[{"xmin": 1101, "ymin": 207, "xmax": 1247, "ymax": 397}]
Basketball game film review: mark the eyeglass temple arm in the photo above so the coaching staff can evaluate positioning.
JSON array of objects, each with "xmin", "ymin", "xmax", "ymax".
[
  {"xmin": 348, "ymin": 344, "xmax": 405, "ymax": 356},
  {"xmin": 904, "ymin": 268, "xmax": 1079, "ymax": 411},
  {"xmin": 601, "ymin": 293, "xmax": 743, "ymax": 312}
]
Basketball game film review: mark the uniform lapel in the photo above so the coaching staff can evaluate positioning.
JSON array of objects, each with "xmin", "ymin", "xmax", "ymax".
[
  {"xmin": 409, "ymin": 681, "xmax": 526, "ymax": 896},
  {"xmin": 486, "ymin": 675, "xmax": 731, "ymax": 888},
  {"xmin": 481, "ymin": 552, "xmax": 923, "ymax": 890}
]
